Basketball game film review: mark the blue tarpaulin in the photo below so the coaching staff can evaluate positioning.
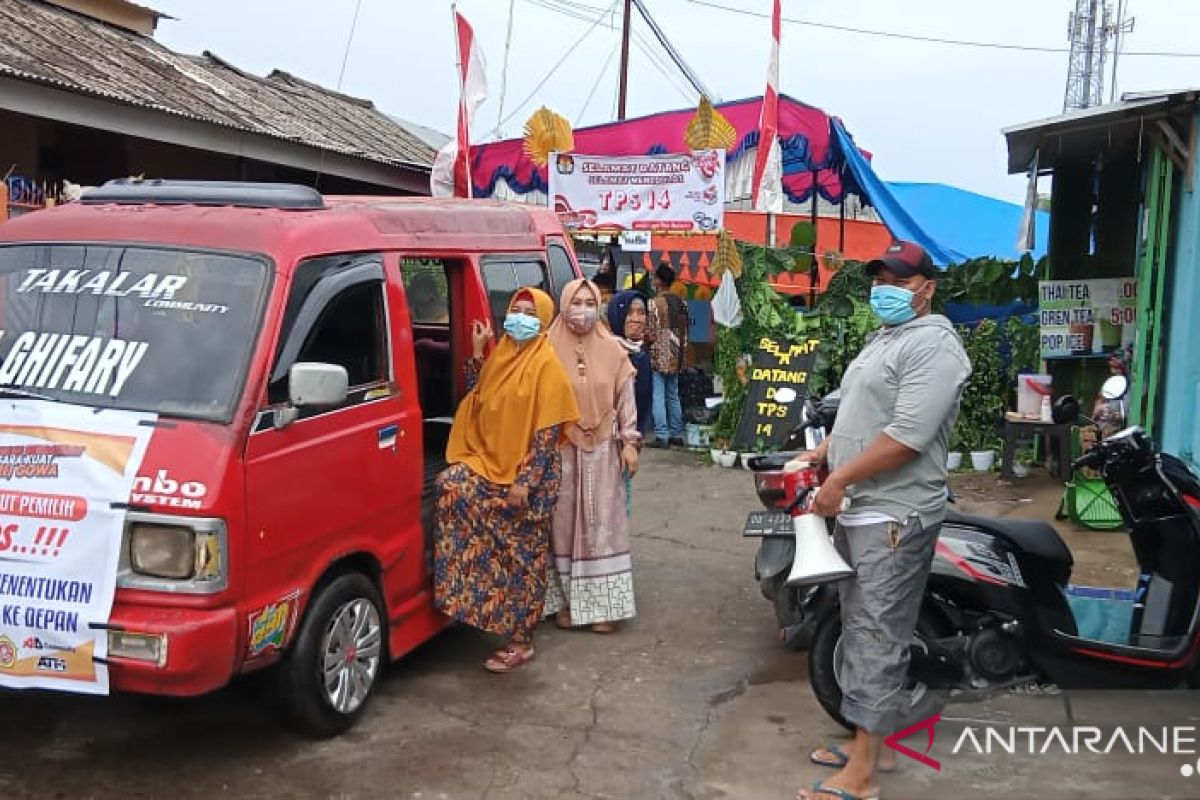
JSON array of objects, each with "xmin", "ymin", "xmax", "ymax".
[
  {"xmin": 833, "ymin": 119, "xmax": 965, "ymax": 267},
  {"xmin": 833, "ymin": 119, "xmax": 1050, "ymax": 266},
  {"xmin": 885, "ymin": 182, "xmax": 1050, "ymax": 263}
]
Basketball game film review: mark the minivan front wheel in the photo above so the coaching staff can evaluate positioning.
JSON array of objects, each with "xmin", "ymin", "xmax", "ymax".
[{"xmin": 277, "ymin": 572, "xmax": 386, "ymax": 738}]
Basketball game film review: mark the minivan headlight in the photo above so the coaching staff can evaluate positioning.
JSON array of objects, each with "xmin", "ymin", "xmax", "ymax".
[
  {"xmin": 130, "ymin": 524, "xmax": 195, "ymax": 579},
  {"xmin": 121, "ymin": 516, "xmax": 226, "ymax": 592}
]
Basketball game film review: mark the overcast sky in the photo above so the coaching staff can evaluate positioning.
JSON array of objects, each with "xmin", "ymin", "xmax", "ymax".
[{"xmin": 152, "ymin": 0, "xmax": 1200, "ymax": 202}]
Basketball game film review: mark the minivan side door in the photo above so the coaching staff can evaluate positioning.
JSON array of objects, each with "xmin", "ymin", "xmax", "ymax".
[{"xmin": 242, "ymin": 253, "xmax": 420, "ymax": 657}]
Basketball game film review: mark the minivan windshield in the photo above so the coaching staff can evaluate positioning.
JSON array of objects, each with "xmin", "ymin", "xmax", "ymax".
[{"xmin": 0, "ymin": 245, "xmax": 270, "ymax": 421}]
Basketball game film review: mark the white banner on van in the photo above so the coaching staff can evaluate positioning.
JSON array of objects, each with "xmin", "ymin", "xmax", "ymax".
[
  {"xmin": 548, "ymin": 150, "xmax": 725, "ymax": 232},
  {"xmin": 0, "ymin": 401, "xmax": 155, "ymax": 694}
]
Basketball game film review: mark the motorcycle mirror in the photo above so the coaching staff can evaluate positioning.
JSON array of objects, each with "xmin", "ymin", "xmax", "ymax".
[
  {"xmin": 1052, "ymin": 394, "xmax": 1081, "ymax": 425},
  {"xmin": 774, "ymin": 387, "xmax": 798, "ymax": 404},
  {"xmin": 1101, "ymin": 374, "xmax": 1129, "ymax": 401}
]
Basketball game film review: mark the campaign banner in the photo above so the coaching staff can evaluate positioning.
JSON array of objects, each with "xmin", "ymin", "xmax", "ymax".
[
  {"xmin": 548, "ymin": 150, "xmax": 725, "ymax": 233},
  {"xmin": 733, "ymin": 336, "xmax": 820, "ymax": 451},
  {"xmin": 1039, "ymin": 278, "xmax": 1137, "ymax": 358},
  {"xmin": 0, "ymin": 401, "xmax": 155, "ymax": 694}
]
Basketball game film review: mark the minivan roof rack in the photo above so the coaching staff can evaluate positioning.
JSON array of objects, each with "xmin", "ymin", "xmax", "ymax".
[{"xmin": 81, "ymin": 180, "xmax": 326, "ymax": 210}]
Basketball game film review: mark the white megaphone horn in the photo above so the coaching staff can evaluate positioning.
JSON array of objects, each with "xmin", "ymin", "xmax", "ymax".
[{"xmin": 784, "ymin": 465, "xmax": 854, "ymax": 587}]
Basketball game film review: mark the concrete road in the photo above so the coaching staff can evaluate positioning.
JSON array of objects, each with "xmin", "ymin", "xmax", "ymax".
[{"xmin": 1, "ymin": 452, "xmax": 1198, "ymax": 799}]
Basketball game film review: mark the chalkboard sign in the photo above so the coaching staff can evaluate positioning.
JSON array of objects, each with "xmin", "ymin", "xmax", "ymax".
[{"xmin": 733, "ymin": 336, "xmax": 820, "ymax": 451}]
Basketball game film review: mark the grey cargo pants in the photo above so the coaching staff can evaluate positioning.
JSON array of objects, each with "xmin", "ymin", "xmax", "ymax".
[{"xmin": 833, "ymin": 516, "xmax": 939, "ymax": 734}]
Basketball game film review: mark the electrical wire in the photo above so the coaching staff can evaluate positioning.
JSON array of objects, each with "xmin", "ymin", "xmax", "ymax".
[
  {"xmin": 316, "ymin": 0, "xmax": 364, "ymax": 189},
  {"xmin": 528, "ymin": 0, "xmax": 696, "ymax": 99},
  {"xmin": 632, "ymin": 28, "xmax": 698, "ymax": 102},
  {"xmin": 335, "ymin": 0, "xmax": 364, "ymax": 90},
  {"xmin": 683, "ymin": 0, "xmax": 1200, "ymax": 58},
  {"xmin": 578, "ymin": 40, "xmax": 621, "ymax": 122},
  {"xmin": 491, "ymin": 0, "xmax": 621, "ymax": 137},
  {"xmin": 631, "ymin": 0, "xmax": 718, "ymax": 100}
]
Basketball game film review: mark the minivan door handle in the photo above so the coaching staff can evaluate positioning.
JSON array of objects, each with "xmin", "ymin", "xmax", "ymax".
[{"xmin": 377, "ymin": 423, "xmax": 401, "ymax": 452}]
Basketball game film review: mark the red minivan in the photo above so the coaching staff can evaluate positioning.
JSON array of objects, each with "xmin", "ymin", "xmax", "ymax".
[{"xmin": 0, "ymin": 180, "xmax": 583, "ymax": 736}]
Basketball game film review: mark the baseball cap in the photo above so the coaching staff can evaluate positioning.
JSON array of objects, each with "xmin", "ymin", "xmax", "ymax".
[{"xmin": 866, "ymin": 241, "xmax": 937, "ymax": 280}]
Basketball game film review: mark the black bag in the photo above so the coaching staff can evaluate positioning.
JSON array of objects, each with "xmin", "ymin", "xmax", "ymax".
[{"xmin": 679, "ymin": 367, "xmax": 714, "ymax": 420}]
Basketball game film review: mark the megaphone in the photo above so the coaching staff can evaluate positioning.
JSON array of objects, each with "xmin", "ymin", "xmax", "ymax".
[
  {"xmin": 786, "ymin": 512, "xmax": 855, "ymax": 587},
  {"xmin": 782, "ymin": 464, "xmax": 854, "ymax": 587}
]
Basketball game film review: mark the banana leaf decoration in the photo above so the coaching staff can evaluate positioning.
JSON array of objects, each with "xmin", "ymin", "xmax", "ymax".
[
  {"xmin": 684, "ymin": 96, "xmax": 737, "ymax": 152},
  {"xmin": 709, "ymin": 230, "xmax": 743, "ymax": 279},
  {"xmin": 523, "ymin": 107, "xmax": 574, "ymax": 167}
]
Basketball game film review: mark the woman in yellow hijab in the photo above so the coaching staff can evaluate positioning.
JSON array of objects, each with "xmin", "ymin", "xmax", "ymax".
[{"xmin": 435, "ymin": 288, "xmax": 579, "ymax": 673}]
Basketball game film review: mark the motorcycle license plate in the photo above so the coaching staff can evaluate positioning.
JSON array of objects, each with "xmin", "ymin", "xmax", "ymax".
[{"xmin": 743, "ymin": 511, "xmax": 793, "ymax": 537}]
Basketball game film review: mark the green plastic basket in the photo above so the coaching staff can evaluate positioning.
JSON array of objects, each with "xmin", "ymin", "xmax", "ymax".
[{"xmin": 1062, "ymin": 475, "xmax": 1124, "ymax": 530}]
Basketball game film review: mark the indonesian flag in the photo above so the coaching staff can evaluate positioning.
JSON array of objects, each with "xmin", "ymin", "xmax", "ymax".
[
  {"xmin": 751, "ymin": 0, "xmax": 783, "ymax": 213},
  {"xmin": 431, "ymin": 11, "xmax": 487, "ymax": 198}
]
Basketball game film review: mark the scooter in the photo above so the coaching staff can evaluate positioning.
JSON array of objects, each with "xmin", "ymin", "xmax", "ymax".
[
  {"xmin": 743, "ymin": 392, "xmax": 841, "ymax": 650},
  {"xmin": 792, "ymin": 377, "xmax": 1200, "ymax": 730}
]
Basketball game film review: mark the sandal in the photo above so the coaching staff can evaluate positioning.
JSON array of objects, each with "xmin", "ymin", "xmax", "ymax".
[
  {"xmin": 483, "ymin": 645, "xmax": 535, "ymax": 673},
  {"xmin": 555, "ymin": 610, "xmax": 574, "ymax": 630},
  {"xmin": 590, "ymin": 622, "xmax": 616, "ymax": 634},
  {"xmin": 809, "ymin": 745, "xmax": 896, "ymax": 774},
  {"xmin": 798, "ymin": 779, "xmax": 880, "ymax": 800}
]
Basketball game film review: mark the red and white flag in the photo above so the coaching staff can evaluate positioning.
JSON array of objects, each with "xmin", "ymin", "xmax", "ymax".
[
  {"xmin": 751, "ymin": 0, "xmax": 783, "ymax": 213},
  {"xmin": 431, "ymin": 10, "xmax": 488, "ymax": 198}
]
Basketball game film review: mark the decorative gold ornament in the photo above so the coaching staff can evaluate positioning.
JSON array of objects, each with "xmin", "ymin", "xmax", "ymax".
[
  {"xmin": 684, "ymin": 96, "xmax": 737, "ymax": 152},
  {"xmin": 709, "ymin": 230, "xmax": 743, "ymax": 278},
  {"xmin": 523, "ymin": 107, "xmax": 574, "ymax": 167}
]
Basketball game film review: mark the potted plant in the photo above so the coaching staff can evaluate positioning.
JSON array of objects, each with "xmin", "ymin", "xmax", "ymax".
[
  {"xmin": 1012, "ymin": 447, "xmax": 1034, "ymax": 478},
  {"xmin": 957, "ymin": 320, "xmax": 1006, "ymax": 473},
  {"xmin": 710, "ymin": 438, "xmax": 738, "ymax": 468},
  {"xmin": 741, "ymin": 436, "xmax": 774, "ymax": 470},
  {"xmin": 946, "ymin": 427, "xmax": 965, "ymax": 471},
  {"xmin": 965, "ymin": 427, "xmax": 997, "ymax": 472}
]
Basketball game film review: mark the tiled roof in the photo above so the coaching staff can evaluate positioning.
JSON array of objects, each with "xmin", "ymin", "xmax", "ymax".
[{"xmin": 0, "ymin": 0, "xmax": 436, "ymax": 171}]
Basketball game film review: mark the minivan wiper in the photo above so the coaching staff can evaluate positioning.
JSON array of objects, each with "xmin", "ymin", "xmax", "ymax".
[{"xmin": 0, "ymin": 386, "xmax": 53, "ymax": 401}]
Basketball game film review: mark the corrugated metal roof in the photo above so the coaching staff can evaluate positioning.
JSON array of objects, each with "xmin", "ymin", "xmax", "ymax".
[
  {"xmin": 0, "ymin": 0, "xmax": 436, "ymax": 171},
  {"xmin": 1002, "ymin": 88, "xmax": 1200, "ymax": 174}
]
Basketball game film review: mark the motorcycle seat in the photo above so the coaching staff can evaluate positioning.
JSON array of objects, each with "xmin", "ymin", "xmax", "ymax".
[{"xmin": 944, "ymin": 510, "xmax": 1073, "ymax": 567}]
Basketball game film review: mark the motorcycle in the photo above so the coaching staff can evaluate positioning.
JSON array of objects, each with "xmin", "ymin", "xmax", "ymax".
[
  {"xmin": 743, "ymin": 392, "xmax": 841, "ymax": 650},
  {"xmin": 784, "ymin": 376, "xmax": 1200, "ymax": 730}
]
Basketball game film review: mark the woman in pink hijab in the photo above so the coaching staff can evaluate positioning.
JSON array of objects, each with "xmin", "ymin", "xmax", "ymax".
[{"xmin": 545, "ymin": 279, "xmax": 641, "ymax": 633}]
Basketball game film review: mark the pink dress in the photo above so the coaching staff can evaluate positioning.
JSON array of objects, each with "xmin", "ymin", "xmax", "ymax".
[{"xmin": 544, "ymin": 379, "xmax": 639, "ymax": 626}]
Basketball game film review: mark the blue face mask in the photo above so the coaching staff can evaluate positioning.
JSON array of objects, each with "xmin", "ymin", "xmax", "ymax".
[
  {"xmin": 869, "ymin": 284, "xmax": 919, "ymax": 326},
  {"xmin": 503, "ymin": 312, "xmax": 541, "ymax": 342}
]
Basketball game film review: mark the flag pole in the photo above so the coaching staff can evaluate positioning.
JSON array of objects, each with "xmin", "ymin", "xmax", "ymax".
[{"xmin": 451, "ymin": 3, "xmax": 473, "ymax": 197}]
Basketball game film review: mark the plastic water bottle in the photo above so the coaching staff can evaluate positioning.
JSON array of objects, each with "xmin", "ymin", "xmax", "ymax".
[{"xmin": 1040, "ymin": 394, "xmax": 1053, "ymax": 423}]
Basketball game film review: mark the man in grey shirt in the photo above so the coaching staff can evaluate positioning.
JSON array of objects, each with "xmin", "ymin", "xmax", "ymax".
[{"xmin": 798, "ymin": 241, "xmax": 971, "ymax": 800}]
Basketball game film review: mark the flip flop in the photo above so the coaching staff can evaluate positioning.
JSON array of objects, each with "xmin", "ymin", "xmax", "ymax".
[
  {"xmin": 809, "ymin": 745, "xmax": 851, "ymax": 768},
  {"xmin": 555, "ymin": 610, "xmax": 574, "ymax": 630},
  {"xmin": 809, "ymin": 745, "xmax": 896, "ymax": 774},
  {"xmin": 798, "ymin": 779, "xmax": 880, "ymax": 800},
  {"xmin": 483, "ymin": 645, "xmax": 535, "ymax": 673}
]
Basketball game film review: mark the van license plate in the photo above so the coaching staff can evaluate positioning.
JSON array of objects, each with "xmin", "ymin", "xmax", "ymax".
[{"xmin": 743, "ymin": 511, "xmax": 793, "ymax": 537}]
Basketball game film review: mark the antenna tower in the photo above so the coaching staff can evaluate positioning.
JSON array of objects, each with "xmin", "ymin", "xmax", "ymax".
[{"xmin": 1063, "ymin": 0, "xmax": 1134, "ymax": 112}]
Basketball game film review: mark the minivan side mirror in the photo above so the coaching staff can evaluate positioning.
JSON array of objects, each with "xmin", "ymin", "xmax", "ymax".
[
  {"xmin": 273, "ymin": 363, "xmax": 349, "ymax": 430},
  {"xmin": 289, "ymin": 362, "xmax": 348, "ymax": 407}
]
